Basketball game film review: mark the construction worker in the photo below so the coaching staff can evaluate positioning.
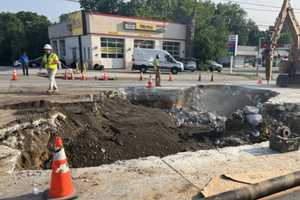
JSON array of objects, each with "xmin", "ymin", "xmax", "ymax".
[
  {"xmin": 42, "ymin": 44, "xmax": 59, "ymax": 94},
  {"xmin": 153, "ymin": 54, "xmax": 161, "ymax": 87},
  {"xmin": 19, "ymin": 52, "xmax": 29, "ymax": 76}
]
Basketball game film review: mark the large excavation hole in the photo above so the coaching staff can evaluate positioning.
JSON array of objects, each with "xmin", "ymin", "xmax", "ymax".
[{"xmin": 0, "ymin": 86, "xmax": 279, "ymax": 171}]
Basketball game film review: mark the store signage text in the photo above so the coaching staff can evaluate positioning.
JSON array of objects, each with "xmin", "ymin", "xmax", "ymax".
[{"xmin": 124, "ymin": 22, "xmax": 165, "ymax": 33}]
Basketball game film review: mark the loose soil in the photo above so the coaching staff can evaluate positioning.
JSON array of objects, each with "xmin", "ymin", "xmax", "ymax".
[{"xmin": 0, "ymin": 96, "xmax": 268, "ymax": 170}]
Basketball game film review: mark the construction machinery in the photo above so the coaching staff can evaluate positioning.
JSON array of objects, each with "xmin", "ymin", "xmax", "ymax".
[{"xmin": 266, "ymin": 0, "xmax": 300, "ymax": 86}]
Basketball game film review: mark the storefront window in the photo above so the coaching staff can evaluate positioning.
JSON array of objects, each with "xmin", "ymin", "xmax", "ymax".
[
  {"xmin": 101, "ymin": 38, "xmax": 124, "ymax": 58},
  {"xmin": 59, "ymin": 40, "xmax": 66, "ymax": 57},
  {"xmin": 134, "ymin": 40, "xmax": 155, "ymax": 49},
  {"xmin": 163, "ymin": 41, "xmax": 180, "ymax": 58}
]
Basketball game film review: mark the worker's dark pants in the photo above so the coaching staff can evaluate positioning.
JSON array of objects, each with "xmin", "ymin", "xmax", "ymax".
[
  {"xmin": 22, "ymin": 63, "xmax": 29, "ymax": 76},
  {"xmin": 155, "ymin": 69, "xmax": 161, "ymax": 87}
]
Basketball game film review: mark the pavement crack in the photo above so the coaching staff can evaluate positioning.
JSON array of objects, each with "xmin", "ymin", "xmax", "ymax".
[{"xmin": 160, "ymin": 158, "xmax": 202, "ymax": 192}]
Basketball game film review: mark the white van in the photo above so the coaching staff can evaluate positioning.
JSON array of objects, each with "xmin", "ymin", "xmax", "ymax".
[{"xmin": 132, "ymin": 48, "xmax": 184, "ymax": 74}]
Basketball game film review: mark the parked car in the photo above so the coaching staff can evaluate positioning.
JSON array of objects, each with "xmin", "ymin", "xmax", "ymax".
[
  {"xmin": 207, "ymin": 60, "xmax": 223, "ymax": 72},
  {"xmin": 94, "ymin": 64, "xmax": 104, "ymax": 70},
  {"xmin": 132, "ymin": 48, "xmax": 184, "ymax": 74},
  {"xmin": 179, "ymin": 58, "xmax": 197, "ymax": 72}
]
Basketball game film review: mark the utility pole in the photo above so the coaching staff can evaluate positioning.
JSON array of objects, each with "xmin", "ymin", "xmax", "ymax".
[
  {"xmin": 257, "ymin": 37, "xmax": 264, "ymax": 77},
  {"xmin": 186, "ymin": 0, "xmax": 197, "ymax": 58}
]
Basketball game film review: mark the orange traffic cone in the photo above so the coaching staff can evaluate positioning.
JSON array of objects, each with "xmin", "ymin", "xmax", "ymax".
[
  {"xmin": 139, "ymin": 72, "xmax": 144, "ymax": 81},
  {"xmin": 103, "ymin": 70, "xmax": 109, "ymax": 81},
  {"xmin": 11, "ymin": 68, "xmax": 18, "ymax": 81},
  {"xmin": 80, "ymin": 73, "xmax": 84, "ymax": 80},
  {"xmin": 257, "ymin": 76, "xmax": 263, "ymax": 84},
  {"xmin": 48, "ymin": 136, "xmax": 76, "ymax": 200},
  {"xmin": 64, "ymin": 70, "xmax": 68, "ymax": 80},
  {"xmin": 168, "ymin": 72, "xmax": 173, "ymax": 81},
  {"xmin": 147, "ymin": 74, "xmax": 154, "ymax": 89}
]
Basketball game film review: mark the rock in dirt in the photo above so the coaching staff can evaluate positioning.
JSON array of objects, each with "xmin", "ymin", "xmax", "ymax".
[{"xmin": 169, "ymin": 108, "xmax": 226, "ymax": 132}]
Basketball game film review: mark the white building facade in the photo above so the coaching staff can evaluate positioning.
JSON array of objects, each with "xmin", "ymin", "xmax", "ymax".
[{"xmin": 48, "ymin": 11, "xmax": 187, "ymax": 69}]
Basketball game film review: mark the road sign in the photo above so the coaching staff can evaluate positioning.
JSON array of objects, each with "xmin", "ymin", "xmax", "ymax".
[{"xmin": 228, "ymin": 35, "xmax": 238, "ymax": 56}]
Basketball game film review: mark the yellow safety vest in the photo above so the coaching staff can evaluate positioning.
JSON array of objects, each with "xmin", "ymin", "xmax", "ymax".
[
  {"xmin": 42, "ymin": 53, "xmax": 59, "ymax": 70},
  {"xmin": 153, "ymin": 58, "xmax": 160, "ymax": 70}
]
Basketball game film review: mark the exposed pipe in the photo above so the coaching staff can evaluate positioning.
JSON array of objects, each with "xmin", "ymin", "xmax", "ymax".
[{"xmin": 202, "ymin": 170, "xmax": 300, "ymax": 200}]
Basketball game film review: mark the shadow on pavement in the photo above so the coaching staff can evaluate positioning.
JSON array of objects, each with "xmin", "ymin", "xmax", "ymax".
[
  {"xmin": 0, "ymin": 192, "xmax": 47, "ymax": 200},
  {"xmin": 243, "ymin": 146, "xmax": 278, "ymax": 156}
]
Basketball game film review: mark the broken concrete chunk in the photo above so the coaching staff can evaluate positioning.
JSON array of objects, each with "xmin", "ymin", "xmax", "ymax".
[
  {"xmin": 0, "ymin": 145, "xmax": 21, "ymax": 174},
  {"xmin": 246, "ymin": 114, "xmax": 263, "ymax": 127},
  {"xmin": 244, "ymin": 106, "xmax": 260, "ymax": 114}
]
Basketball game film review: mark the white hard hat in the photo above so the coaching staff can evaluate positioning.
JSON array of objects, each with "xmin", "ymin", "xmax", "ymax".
[{"xmin": 44, "ymin": 44, "xmax": 52, "ymax": 50}]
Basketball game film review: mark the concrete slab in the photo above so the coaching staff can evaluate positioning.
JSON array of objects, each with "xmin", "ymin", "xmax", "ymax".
[
  {"xmin": 0, "ymin": 145, "xmax": 21, "ymax": 175},
  {"xmin": 2, "ymin": 142, "xmax": 300, "ymax": 200}
]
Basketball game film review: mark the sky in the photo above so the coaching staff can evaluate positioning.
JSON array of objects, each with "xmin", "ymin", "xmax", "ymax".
[
  {"xmin": 0, "ymin": 0, "xmax": 300, "ymax": 30},
  {"xmin": 211, "ymin": 0, "xmax": 300, "ymax": 30},
  {"xmin": 0, "ymin": 0, "xmax": 80, "ymax": 22}
]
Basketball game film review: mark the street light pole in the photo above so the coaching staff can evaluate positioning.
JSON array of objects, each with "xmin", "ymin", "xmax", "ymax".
[{"xmin": 257, "ymin": 37, "xmax": 264, "ymax": 77}]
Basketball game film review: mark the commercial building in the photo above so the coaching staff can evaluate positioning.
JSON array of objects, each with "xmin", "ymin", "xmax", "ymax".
[{"xmin": 48, "ymin": 11, "xmax": 187, "ymax": 69}]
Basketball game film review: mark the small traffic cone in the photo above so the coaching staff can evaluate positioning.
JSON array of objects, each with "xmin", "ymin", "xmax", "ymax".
[
  {"xmin": 168, "ymin": 72, "xmax": 173, "ymax": 81},
  {"xmin": 139, "ymin": 72, "xmax": 144, "ymax": 81},
  {"xmin": 64, "ymin": 70, "xmax": 68, "ymax": 80},
  {"xmin": 80, "ymin": 73, "xmax": 85, "ymax": 80},
  {"xmin": 47, "ymin": 136, "xmax": 76, "ymax": 200},
  {"xmin": 103, "ymin": 70, "xmax": 109, "ymax": 81},
  {"xmin": 11, "ymin": 68, "xmax": 18, "ymax": 81},
  {"xmin": 83, "ymin": 72, "xmax": 87, "ymax": 80},
  {"xmin": 147, "ymin": 74, "xmax": 154, "ymax": 89},
  {"xmin": 257, "ymin": 76, "xmax": 263, "ymax": 84}
]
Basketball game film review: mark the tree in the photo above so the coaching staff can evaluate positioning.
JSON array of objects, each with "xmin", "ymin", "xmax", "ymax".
[
  {"xmin": 79, "ymin": 0, "xmax": 263, "ymax": 62},
  {"xmin": 0, "ymin": 12, "xmax": 49, "ymax": 66},
  {"xmin": 16, "ymin": 12, "xmax": 50, "ymax": 60},
  {"xmin": 246, "ymin": 20, "xmax": 263, "ymax": 46},
  {"xmin": 194, "ymin": 1, "xmax": 229, "ymax": 61},
  {"xmin": 0, "ymin": 13, "xmax": 25, "ymax": 65},
  {"xmin": 80, "ymin": 0, "xmax": 127, "ymax": 14}
]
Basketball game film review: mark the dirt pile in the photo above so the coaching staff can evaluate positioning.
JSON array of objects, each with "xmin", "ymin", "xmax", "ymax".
[
  {"xmin": 58, "ymin": 98, "xmax": 187, "ymax": 168},
  {"xmin": 0, "ymin": 96, "xmax": 210, "ymax": 170},
  {"xmin": 0, "ymin": 88, "xmax": 277, "ymax": 172}
]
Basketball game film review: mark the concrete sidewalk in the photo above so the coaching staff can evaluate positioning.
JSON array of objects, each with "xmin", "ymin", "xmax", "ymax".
[{"xmin": 1, "ymin": 142, "xmax": 300, "ymax": 200}]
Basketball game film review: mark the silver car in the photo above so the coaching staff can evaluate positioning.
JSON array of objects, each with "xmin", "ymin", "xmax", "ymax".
[{"xmin": 208, "ymin": 60, "xmax": 223, "ymax": 72}]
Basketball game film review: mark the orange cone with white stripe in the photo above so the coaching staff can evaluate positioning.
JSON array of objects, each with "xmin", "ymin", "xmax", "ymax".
[
  {"xmin": 11, "ymin": 68, "xmax": 18, "ymax": 81},
  {"xmin": 147, "ymin": 74, "xmax": 154, "ymax": 89},
  {"xmin": 103, "ymin": 70, "xmax": 109, "ymax": 81},
  {"xmin": 168, "ymin": 72, "xmax": 173, "ymax": 81},
  {"xmin": 48, "ymin": 136, "xmax": 76, "ymax": 200},
  {"xmin": 64, "ymin": 70, "xmax": 68, "ymax": 80},
  {"xmin": 257, "ymin": 76, "xmax": 263, "ymax": 84},
  {"xmin": 80, "ymin": 73, "xmax": 84, "ymax": 80}
]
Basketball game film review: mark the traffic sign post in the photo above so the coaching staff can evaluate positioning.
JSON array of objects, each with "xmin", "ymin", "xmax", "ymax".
[{"xmin": 228, "ymin": 35, "xmax": 238, "ymax": 74}]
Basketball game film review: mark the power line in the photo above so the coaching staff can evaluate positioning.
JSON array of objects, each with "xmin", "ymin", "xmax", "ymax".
[
  {"xmin": 219, "ymin": 0, "xmax": 300, "ymax": 11},
  {"xmin": 243, "ymin": 7, "xmax": 300, "ymax": 14},
  {"xmin": 62, "ymin": 0, "xmax": 80, "ymax": 3}
]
